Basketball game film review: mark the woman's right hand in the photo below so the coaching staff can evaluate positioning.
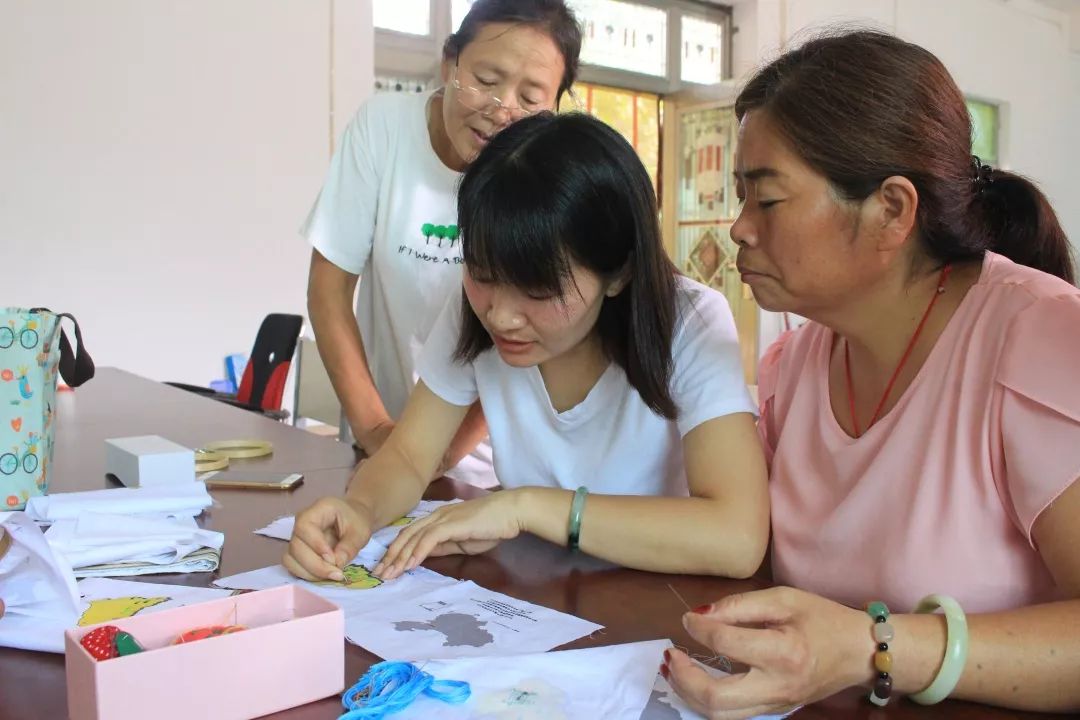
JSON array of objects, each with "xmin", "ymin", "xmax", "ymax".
[
  {"xmin": 665, "ymin": 587, "xmax": 868, "ymax": 719},
  {"xmin": 283, "ymin": 497, "xmax": 373, "ymax": 581}
]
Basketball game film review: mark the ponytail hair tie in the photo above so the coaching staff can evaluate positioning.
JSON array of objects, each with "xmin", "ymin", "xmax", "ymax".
[{"xmin": 971, "ymin": 155, "xmax": 994, "ymax": 194}]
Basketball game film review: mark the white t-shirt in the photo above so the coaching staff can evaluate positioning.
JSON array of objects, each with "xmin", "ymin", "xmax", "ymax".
[
  {"xmin": 301, "ymin": 91, "xmax": 494, "ymax": 487},
  {"xmin": 417, "ymin": 276, "xmax": 757, "ymax": 495}
]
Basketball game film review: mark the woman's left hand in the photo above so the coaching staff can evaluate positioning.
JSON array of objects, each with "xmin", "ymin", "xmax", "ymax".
[
  {"xmin": 373, "ymin": 492, "xmax": 525, "ymax": 580},
  {"xmin": 664, "ymin": 586, "xmax": 869, "ymax": 720}
]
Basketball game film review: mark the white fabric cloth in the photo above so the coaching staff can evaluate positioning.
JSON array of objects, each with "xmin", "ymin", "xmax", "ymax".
[
  {"xmin": 301, "ymin": 91, "xmax": 494, "ymax": 488},
  {"xmin": 382, "ymin": 640, "xmax": 669, "ymax": 720},
  {"xmin": 44, "ymin": 513, "xmax": 223, "ymax": 575},
  {"xmin": 0, "ymin": 513, "xmax": 81, "ymax": 652},
  {"xmin": 24, "ymin": 483, "xmax": 212, "ymax": 523},
  {"xmin": 0, "ymin": 520, "xmax": 233, "ymax": 654},
  {"xmin": 418, "ymin": 276, "xmax": 757, "ymax": 494}
]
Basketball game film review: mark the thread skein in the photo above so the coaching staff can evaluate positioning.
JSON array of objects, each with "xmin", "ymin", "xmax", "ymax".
[{"xmin": 339, "ymin": 660, "xmax": 470, "ymax": 719}]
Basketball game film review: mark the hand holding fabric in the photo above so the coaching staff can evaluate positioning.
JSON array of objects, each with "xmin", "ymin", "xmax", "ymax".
[
  {"xmin": 665, "ymin": 587, "xmax": 867, "ymax": 720},
  {"xmin": 284, "ymin": 497, "xmax": 373, "ymax": 582}
]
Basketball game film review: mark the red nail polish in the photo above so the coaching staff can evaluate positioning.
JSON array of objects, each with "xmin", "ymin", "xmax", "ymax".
[
  {"xmin": 663, "ymin": 649, "xmax": 671, "ymax": 664},
  {"xmin": 660, "ymin": 663, "xmax": 670, "ymax": 680},
  {"xmin": 691, "ymin": 604, "xmax": 712, "ymax": 614}
]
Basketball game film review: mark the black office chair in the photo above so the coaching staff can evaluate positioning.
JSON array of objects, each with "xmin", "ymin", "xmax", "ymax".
[{"xmin": 167, "ymin": 313, "xmax": 303, "ymax": 420}]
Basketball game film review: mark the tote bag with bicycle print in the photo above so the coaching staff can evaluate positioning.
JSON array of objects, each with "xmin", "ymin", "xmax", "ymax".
[{"xmin": 1, "ymin": 308, "xmax": 94, "ymax": 510}]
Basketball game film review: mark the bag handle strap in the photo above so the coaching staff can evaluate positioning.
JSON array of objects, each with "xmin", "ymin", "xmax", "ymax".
[{"xmin": 29, "ymin": 308, "xmax": 96, "ymax": 387}]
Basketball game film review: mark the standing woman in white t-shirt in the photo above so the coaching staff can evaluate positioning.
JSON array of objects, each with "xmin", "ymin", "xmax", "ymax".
[
  {"xmin": 285, "ymin": 113, "xmax": 770, "ymax": 582},
  {"xmin": 301, "ymin": 1, "xmax": 582, "ymax": 487}
]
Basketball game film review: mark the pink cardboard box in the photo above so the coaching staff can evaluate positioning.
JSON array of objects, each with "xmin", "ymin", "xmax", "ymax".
[{"xmin": 64, "ymin": 585, "xmax": 345, "ymax": 720}]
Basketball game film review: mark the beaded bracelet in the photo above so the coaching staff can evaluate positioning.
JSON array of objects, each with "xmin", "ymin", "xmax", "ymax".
[{"xmin": 865, "ymin": 600, "xmax": 894, "ymax": 706}]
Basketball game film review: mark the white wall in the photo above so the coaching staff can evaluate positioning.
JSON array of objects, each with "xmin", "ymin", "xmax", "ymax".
[
  {"xmin": 729, "ymin": 0, "xmax": 1080, "ymax": 245},
  {"xmin": 0, "ymin": 0, "xmax": 374, "ymax": 387},
  {"xmin": 1067, "ymin": 0, "xmax": 1080, "ymax": 233},
  {"xmin": 335, "ymin": 0, "xmax": 375, "ymax": 144},
  {"xmin": 897, "ymin": 0, "xmax": 1077, "ymax": 248},
  {"xmin": 1067, "ymin": 52, "xmax": 1080, "ymax": 255}
]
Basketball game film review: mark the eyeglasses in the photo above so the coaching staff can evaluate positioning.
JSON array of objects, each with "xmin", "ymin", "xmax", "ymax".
[{"xmin": 450, "ymin": 67, "xmax": 543, "ymax": 121}]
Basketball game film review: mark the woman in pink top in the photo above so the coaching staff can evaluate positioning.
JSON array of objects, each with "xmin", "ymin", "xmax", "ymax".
[{"xmin": 663, "ymin": 30, "xmax": 1080, "ymax": 717}]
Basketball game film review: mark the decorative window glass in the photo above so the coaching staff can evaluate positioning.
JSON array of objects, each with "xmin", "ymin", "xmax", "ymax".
[
  {"xmin": 426, "ymin": 2, "xmax": 733, "ymax": 93},
  {"xmin": 674, "ymin": 104, "xmax": 757, "ymax": 380},
  {"xmin": 373, "ymin": 0, "xmax": 431, "ymax": 37},
  {"xmin": 565, "ymin": 82, "xmax": 661, "ymax": 196},
  {"xmin": 374, "ymin": 76, "xmax": 433, "ymax": 95},
  {"xmin": 570, "ymin": 0, "xmax": 668, "ymax": 77},
  {"xmin": 680, "ymin": 15, "xmax": 724, "ymax": 85},
  {"xmin": 967, "ymin": 99, "xmax": 999, "ymax": 166}
]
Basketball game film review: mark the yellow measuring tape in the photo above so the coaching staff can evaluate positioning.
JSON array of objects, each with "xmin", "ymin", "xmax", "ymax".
[
  {"xmin": 195, "ymin": 440, "xmax": 273, "ymax": 473},
  {"xmin": 194, "ymin": 450, "xmax": 230, "ymax": 473},
  {"xmin": 202, "ymin": 439, "xmax": 273, "ymax": 459}
]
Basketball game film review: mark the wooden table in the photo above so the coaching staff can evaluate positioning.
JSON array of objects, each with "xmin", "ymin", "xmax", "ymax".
[{"xmin": 0, "ymin": 369, "xmax": 1042, "ymax": 719}]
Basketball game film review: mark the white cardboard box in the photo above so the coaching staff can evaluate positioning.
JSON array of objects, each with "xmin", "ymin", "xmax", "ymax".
[{"xmin": 104, "ymin": 435, "xmax": 195, "ymax": 488}]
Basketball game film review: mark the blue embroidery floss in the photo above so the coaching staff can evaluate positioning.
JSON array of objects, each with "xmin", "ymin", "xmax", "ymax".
[{"xmin": 339, "ymin": 660, "xmax": 471, "ymax": 719}]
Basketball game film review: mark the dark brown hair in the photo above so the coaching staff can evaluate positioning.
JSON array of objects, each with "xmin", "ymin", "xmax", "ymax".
[
  {"xmin": 735, "ymin": 29, "xmax": 1074, "ymax": 284},
  {"xmin": 455, "ymin": 112, "xmax": 680, "ymax": 419},
  {"xmin": 443, "ymin": 0, "xmax": 582, "ymax": 107}
]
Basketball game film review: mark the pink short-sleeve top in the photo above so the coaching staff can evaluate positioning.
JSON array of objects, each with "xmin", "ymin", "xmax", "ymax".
[{"xmin": 759, "ymin": 253, "xmax": 1080, "ymax": 612}]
